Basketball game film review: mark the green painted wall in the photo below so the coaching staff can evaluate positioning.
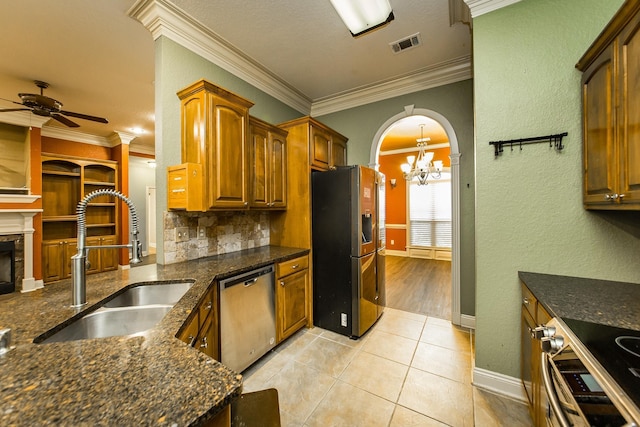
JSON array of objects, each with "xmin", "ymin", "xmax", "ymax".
[
  {"xmin": 473, "ymin": 0, "xmax": 640, "ymax": 378},
  {"xmin": 318, "ymin": 79, "xmax": 476, "ymax": 316},
  {"xmin": 154, "ymin": 37, "xmax": 302, "ymax": 261}
]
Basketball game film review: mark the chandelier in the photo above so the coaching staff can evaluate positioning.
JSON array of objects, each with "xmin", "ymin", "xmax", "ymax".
[{"xmin": 400, "ymin": 125, "xmax": 443, "ymax": 185}]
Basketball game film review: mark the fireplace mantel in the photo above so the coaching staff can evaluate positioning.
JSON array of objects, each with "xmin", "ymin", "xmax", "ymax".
[{"xmin": 0, "ymin": 209, "xmax": 43, "ymax": 292}]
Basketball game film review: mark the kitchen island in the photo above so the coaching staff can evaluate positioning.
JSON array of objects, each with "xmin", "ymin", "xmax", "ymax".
[{"xmin": 0, "ymin": 245, "xmax": 308, "ymax": 426}]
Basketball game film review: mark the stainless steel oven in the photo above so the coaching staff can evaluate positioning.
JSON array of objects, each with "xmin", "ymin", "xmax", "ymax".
[{"xmin": 539, "ymin": 317, "xmax": 640, "ymax": 427}]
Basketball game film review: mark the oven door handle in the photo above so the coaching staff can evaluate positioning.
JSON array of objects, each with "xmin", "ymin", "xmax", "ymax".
[{"xmin": 541, "ymin": 352, "xmax": 571, "ymax": 427}]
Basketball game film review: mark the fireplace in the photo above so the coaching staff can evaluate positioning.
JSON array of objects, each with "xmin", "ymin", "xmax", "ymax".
[
  {"xmin": 0, "ymin": 241, "xmax": 15, "ymax": 294},
  {"xmin": 0, "ymin": 209, "xmax": 42, "ymax": 292}
]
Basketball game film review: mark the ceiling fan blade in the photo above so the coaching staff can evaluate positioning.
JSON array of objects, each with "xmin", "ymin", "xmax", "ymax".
[
  {"xmin": 51, "ymin": 113, "xmax": 80, "ymax": 128},
  {"xmin": 60, "ymin": 110, "xmax": 108, "ymax": 124},
  {"xmin": 0, "ymin": 108, "xmax": 31, "ymax": 113},
  {"xmin": 0, "ymin": 96, "xmax": 25, "ymax": 106}
]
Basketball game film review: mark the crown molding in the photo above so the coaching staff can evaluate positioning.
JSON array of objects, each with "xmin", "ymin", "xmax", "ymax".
[
  {"xmin": 41, "ymin": 126, "xmax": 116, "ymax": 147},
  {"xmin": 311, "ymin": 56, "xmax": 472, "ymax": 116},
  {"xmin": 0, "ymin": 111, "xmax": 50, "ymax": 128},
  {"xmin": 129, "ymin": 0, "xmax": 475, "ymax": 117},
  {"xmin": 463, "ymin": 0, "xmax": 522, "ymax": 18},
  {"xmin": 128, "ymin": 0, "xmax": 312, "ymax": 114}
]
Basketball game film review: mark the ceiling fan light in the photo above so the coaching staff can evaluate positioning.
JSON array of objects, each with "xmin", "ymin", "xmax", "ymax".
[{"xmin": 330, "ymin": 0, "xmax": 394, "ymax": 37}]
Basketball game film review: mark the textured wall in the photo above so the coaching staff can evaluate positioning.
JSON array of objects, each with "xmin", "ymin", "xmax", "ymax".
[{"xmin": 473, "ymin": 0, "xmax": 639, "ymax": 378}]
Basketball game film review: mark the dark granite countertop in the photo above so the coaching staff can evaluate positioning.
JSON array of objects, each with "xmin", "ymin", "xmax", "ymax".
[
  {"xmin": 0, "ymin": 245, "xmax": 308, "ymax": 426},
  {"xmin": 519, "ymin": 271, "xmax": 640, "ymax": 331}
]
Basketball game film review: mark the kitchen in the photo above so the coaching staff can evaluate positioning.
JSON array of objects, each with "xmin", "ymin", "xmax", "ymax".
[{"xmin": 1, "ymin": 0, "xmax": 640, "ymax": 426}]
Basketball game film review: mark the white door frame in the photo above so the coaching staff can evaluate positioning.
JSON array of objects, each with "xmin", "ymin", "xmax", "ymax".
[
  {"xmin": 369, "ymin": 105, "xmax": 463, "ymax": 326},
  {"xmin": 146, "ymin": 186, "xmax": 156, "ymax": 252}
]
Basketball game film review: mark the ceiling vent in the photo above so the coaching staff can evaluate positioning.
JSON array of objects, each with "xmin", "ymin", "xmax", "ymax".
[{"xmin": 390, "ymin": 33, "xmax": 422, "ymax": 54}]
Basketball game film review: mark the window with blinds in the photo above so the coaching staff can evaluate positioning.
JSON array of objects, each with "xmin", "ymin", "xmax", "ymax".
[{"xmin": 408, "ymin": 172, "xmax": 451, "ymax": 248}]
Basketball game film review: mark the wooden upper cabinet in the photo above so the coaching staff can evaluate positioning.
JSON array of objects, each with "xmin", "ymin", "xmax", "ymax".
[
  {"xmin": 577, "ymin": 1, "xmax": 640, "ymax": 209},
  {"xmin": 309, "ymin": 121, "xmax": 348, "ymax": 170},
  {"xmin": 331, "ymin": 135, "xmax": 348, "ymax": 168},
  {"xmin": 618, "ymin": 11, "xmax": 640, "ymax": 205},
  {"xmin": 248, "ymin": 116, "xmax": 288, "ymax": 209},
  {"xmin": 581, "ymin": 44, "xmax": 617, "ymax": 206},
  {"xmin": 177, "ymin": 80, "xmax": 254, "ymax": 210}
]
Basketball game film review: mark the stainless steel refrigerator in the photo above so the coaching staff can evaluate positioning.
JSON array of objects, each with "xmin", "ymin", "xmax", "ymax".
[{"xmin": 311, "ymin": 165, "xmax": 385, "ymax": 339}]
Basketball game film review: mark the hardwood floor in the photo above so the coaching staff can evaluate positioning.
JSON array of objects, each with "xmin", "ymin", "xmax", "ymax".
[{"xmin": 384, "ymin": 255, "xmax": 451, "ymax": 320}]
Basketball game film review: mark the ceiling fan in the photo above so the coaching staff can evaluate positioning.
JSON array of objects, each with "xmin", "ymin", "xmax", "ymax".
[{"xmin": 0, "ymin": 80, "xmax": 108, "ymax": 128}]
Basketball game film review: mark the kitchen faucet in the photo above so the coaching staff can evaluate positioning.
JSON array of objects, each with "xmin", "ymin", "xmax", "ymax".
[{"xmin": 71, "ymin": 189, "xmax": 142, "ymax": 307}]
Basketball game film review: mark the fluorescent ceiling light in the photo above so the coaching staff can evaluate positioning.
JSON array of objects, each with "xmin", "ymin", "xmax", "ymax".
[{"xmin": 330, "ymin": 0, "xmax": 394, "ymax": 37}]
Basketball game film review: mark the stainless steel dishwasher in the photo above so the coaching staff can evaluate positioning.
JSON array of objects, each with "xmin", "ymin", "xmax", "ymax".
[{"xmin": 219, "ymin": 265, "xmax": 276, "ymax": 373}]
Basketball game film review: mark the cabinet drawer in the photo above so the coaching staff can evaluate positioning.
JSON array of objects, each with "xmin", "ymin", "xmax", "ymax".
[
  {"xmin": 276, "ymin": 255, "xmax": 309, "ymax": 278},
  {"xmin": 521, "ymin": 283, "xmax": 537, "ymax": 320},
  {"xmin": 167, "ymin": 163, "xmax": 204, "ymax": 211}
]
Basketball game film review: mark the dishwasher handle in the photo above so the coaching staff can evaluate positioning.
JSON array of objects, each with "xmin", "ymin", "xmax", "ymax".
[{"xmin": 220, "ymin": 265, "xmax": 274, "ymax": 290}]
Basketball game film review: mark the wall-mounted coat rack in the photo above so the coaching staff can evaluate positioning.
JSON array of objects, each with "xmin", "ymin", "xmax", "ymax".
[{"xmin": 489, "ymin": 132, "xmax": 567, "ymax": 157}]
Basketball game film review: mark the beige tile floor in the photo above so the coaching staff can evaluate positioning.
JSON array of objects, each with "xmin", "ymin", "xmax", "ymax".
[{"xmin": 242, "ymin": 307, "xmax": 533, "ymax": 426}]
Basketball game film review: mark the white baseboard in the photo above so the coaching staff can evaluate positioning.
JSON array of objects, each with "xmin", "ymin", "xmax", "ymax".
[
  {"xmin": 385, "ymin": 249, "xmax": 407, "ymax": 257},
  {"xmin": 473, "ymin": 367, "xmax": 527, "ymax": 402},
  {"xmin": 460, "ymin": 314, "xmax": 476, "ymax": 330}
]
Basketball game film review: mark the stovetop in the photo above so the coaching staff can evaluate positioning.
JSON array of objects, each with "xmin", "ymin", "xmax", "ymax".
[{"xmin": 562, "ymin": 317, "xmax": 640, "ymax": 407}]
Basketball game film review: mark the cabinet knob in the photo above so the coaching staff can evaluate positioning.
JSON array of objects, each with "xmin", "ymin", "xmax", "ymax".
[
  {"xmin": 244, "ymin": 202, "xmax": 248, "ymax": 206},
  {"xmin": 205, "ymin": 301, "xmax": 212, "ymax": 310},
  {"xmin": 188, "ymin": 335, "xmax": 196, "ymax": 346},
  {"xmin": 200, "ymin": 336, "xmax": 208, "ymax": 348},
  {"xmin": 619, "ymin": 193, "xmax": 626, "ymax": 200},
  {"xmin": 605, "ymin": 193, "xmax": 619, "ymax": 201},
  {"xmin": 291, "ymin": 264, "xmax": 299, "ymax": 269},
  {"xmin": 280, "ymin": 281, "xmax": 285, "ymax": 287},
  {"xmin": 523, "ymin": 297, "xmax": 530, "ymax": 305}
]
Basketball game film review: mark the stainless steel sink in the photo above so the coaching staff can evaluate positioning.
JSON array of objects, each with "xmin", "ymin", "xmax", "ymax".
[
  {"xmin": 39, "ymin": 305, "xmax": 173, "ymax": 343},
  {"xmin": 102, "ymin": 282, "xmax": 194, "ymax": 308}
]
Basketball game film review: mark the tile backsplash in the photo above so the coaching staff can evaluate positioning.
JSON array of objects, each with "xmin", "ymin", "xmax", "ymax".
[{"xmin": 163, "ymin": 211, "xmax": 270, "ymax": 264}]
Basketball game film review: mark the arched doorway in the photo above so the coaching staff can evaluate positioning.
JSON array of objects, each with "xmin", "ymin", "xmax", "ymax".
[{"xmin": 369, "ymin": 105, "xmax": 462, "ymax": 326}]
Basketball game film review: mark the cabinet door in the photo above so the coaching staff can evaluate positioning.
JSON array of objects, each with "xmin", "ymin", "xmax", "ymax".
[
  {"xmin": 42, "ymin": 241, "xmax": 65, "ymax": 282},
  {"xmin": 582, "ymin": 43, "xmax": 617, "ymax": 207},
  {"xmin": 100, "ymin": 235, "xmax": 118, "ymax": 272},
  {"xmin": 86, "ymin": 237, "xmax": 102, "ymax": 274},
  {"xmin": 618, "ymin": 14, "xmax": 640, "ymax": 205},
  {"xmin": 181, "ymin": 91, "xmax": 207, "ymax": 165},
  {"xmin": 210, "ymin": 95, "xmax": 249, "ymax": 209},
  {"xmin": 310, "ymin": 125, "xmax": 331, "ymax": 170},
  {"xmin": 521, "ymin": 308, "xmax": 536, "ymax": 424},
  {"xmin": 277, "ymin": 269, "xmax": 308, "ymax": 342},
  {"xmin": 249, "ymin": 122, "xmax": 270, "ymax": 208},
  {"xmin": 270, "ymin": 131, "xmax": 287, "ymax": 208},
  {"xmin": 178, "ymin": 314, "xmax": 200, "ymax": 347},
  {"xmin": 331, "ymin": 136, "xmax": 348, "ymax": 168}
]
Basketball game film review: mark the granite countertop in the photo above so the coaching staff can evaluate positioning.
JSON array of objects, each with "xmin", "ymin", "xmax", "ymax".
[
  {"xmin": 519, "ymin": 271, "xmax": 640, "ymax": 331},
  {"xmin": 0, "ymin": 245, "xmax": 308, "ymax": 426}
]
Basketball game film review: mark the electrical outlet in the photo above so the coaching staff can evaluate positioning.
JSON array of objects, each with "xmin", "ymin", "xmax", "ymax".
[
  {"xmin": 391, "ymin": 239, "xmax": 395, "ymax": 245},
  {"xmin": 176, "ymin": 227, "xmax": 189, "ymax": 242},
  {"xmin": 341, "ymin": 313, "xmax": 347, "ymax": 327},
  {"xmin": 198, "ymin": 227, "xmax": 206, "ymax": 238}
]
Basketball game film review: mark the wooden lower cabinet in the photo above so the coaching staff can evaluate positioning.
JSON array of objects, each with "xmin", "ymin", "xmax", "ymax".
[
  {"xmin": 86, "ymin": 236, "xmax": 118, "ymax": 274},
  {"xmin": 276, "ymin": 255, "xmax": 309, "ymax": 343},
  {"xmin": 521, "ymin": 283, "xmax": 552, "ymax": 427},
  {"xmin": 42, "ymin": 239, "xmax": 76, "ymax": 282},
  {"xmin": 177, "ymin": 285, "xmax": 219, "ymax": 360}
]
